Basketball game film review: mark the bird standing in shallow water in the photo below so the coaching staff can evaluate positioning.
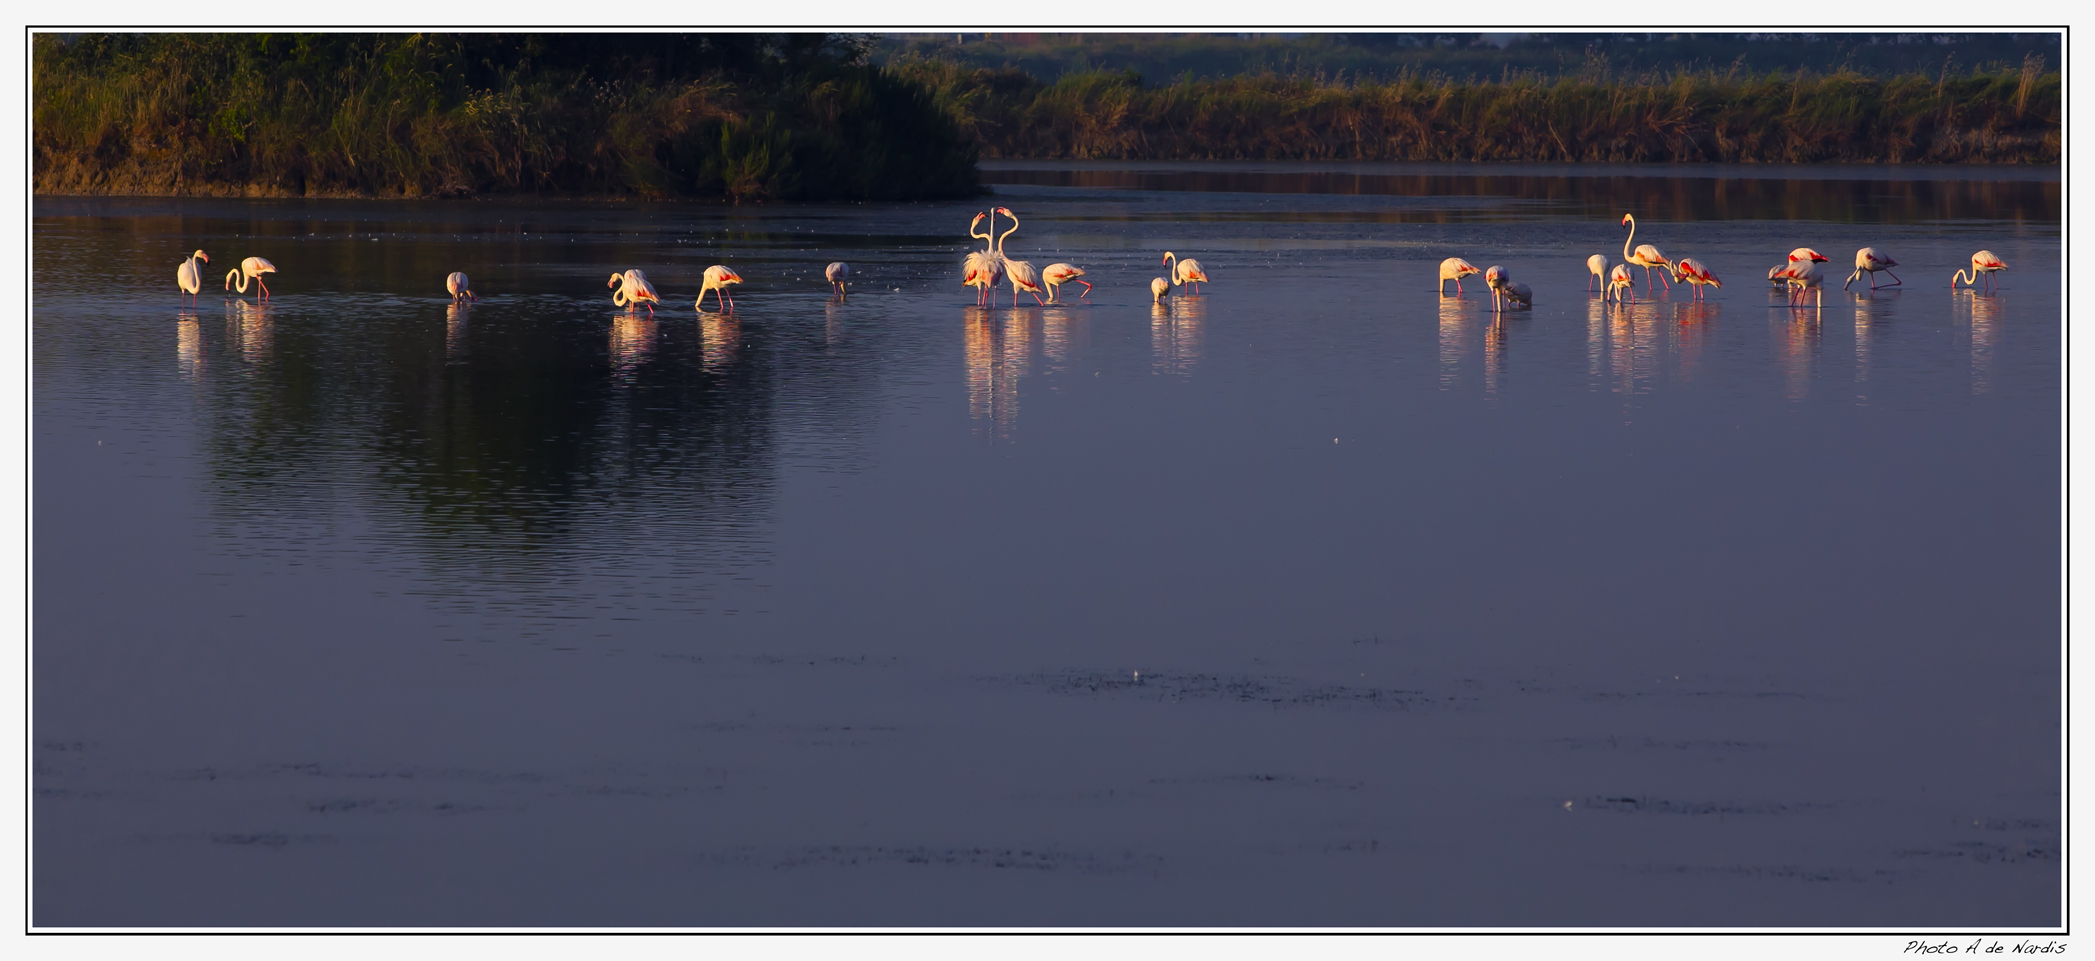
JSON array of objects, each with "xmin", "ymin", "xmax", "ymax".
[
  {"xmin": 447, "ymin": 272, "xmax": 476, "ymax": 303},
  {"xmin": 1042, "ymin": 263, "xmax": 1090, "ymax": 303},
  {"xmin": 1671, "ymin": 258, "xmax": 1722, "ymax": 301},
  {"xmin": 1606, "ymin": 264, "xmax": 1636, "ymax": 304},
  {"xmin": 610, "ymin": 270, "xmax": 658, "ymax": 316},
  {"xmin": 1163, "ymin": 251, "xmax": 1208, "ymax": 293},
  {"xmin": 177, "ymin": 250, "xmax": 209, "ymax": 305},
  {"xmin": 1151, "ymin": 277, "xmax": 1171, "ymax": 303},
  {"xmin": 1620, "ymin": 214, "xmax": 1671, "ymax": 292},
  {"xmin": 1440, "ymin": 258, "xmax": 1482, "ymax": 295},
  {"xmin": 825, "ymin": 262, "xmax": 850, "ymax": 301},
  {"xmin": 1951, "ymin": 251, "xmax": 2007, "ymax": 291},
  {"xmin": 1844, "ymin": 248, "xmax": 1901, "ymax": 291},
  {"xmin": 993, "ymin": 207, "xmax": 1048, "ymax": 305},
  {"xmin": 962, "ymin": 212, "xmax": 1004, "ymax": 306},
  {"xmin": 698, "ymin": 265, "xmax": 743, "ymax": 311},
  {"xmin": 225, "ymin": 256, "xmax": 277, "ymax": 300},
  {"xmin": 1586, "ymin": 254, "xmax": 1608, "ymax": 292}
]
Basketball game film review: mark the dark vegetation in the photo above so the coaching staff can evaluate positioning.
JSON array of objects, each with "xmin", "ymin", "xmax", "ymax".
[
  {"xmin": 34, "ymin": 33, "xmax": 2060, "ymax": 202},
  {"xmin": 34, "ymin": 33, "xmax": 980, "ymax": 201},
  {"xmin": 886, "ymin": 42, "xmax": 2059, "ymax": 164},
  {"xmin": 876, "ymin": 32, "xmax": 2061, "ymax": 85}
]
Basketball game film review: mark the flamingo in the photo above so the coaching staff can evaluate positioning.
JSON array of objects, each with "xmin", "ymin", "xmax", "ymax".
[
  {"xmin": 1620, "ymin": 214, "xmax": 1671, "ymax": 292},
  {"xmin": 1606, "ymin": 264, "xmax": 1636, "ymax": 304},
  {"xmin": 1152, "ymin": 277, "xmax": 1171, "ymax": 303},
  {"xmin": 698, "ymin": 265, "xmax": 743, "ymax": 311},
  {"xmin": 609, "ymin": 269, "xmax": 658, "ymax": 316},
  {"xmin": 1483, "ymin": 265, "xmax": 1513, "ymax": 312},
  {"xmin": 1844, "ymin": 248, "xmax": 1901, "ymax": 291},
  {"xmin": 825, "ymin": 262, "xmax": 850, "ymax": 300},
  {"xmin": 224, "ymin": 256, "xmax": 277, "ymax": 300},
  {"xmin": 177, "ymin": 250, "xmax": 209, "ymax": 305},
  {"xmin": 1671, "ymin": 258, "xmax": 1722, "ymax": 301},
  {"xmin": 1952, "ymin": 251, "xmax": 2007, "ymax": 291},
  {"xmin": 1043, "ymin": 263, "xmax": 1090, "ymax": 303},
  {"xmin": 1440, "ymin": 258, "xmax": 1482, "ymax": 295},
  {"xmin": 1501, "ymin": 283, "xmax": 1533, "ymax": 311},
  {"xmin": 1587, "ymin": 254, "xmax": 1608, "ymax": 292},
  {"xmin": 992, "ymin": 207, "xmax": 1048, "ymax": 306},
  {"xmin": 1779, "ymin": 261, "xmax": 1825, "ymax": 308},
  {"xmin": 962, "ymin": 212, "xmax": 1005, "ymax": 306},
  {"xmin": 446, "ymin": 271, "xmax": 476, "ymax": 303},
  {"xmin": 1162, "ymin": 251, "xmax": 1209, "ymax": 293},
  {"xmin": 1770, "ymin": 248, "xmax": 1829, "ymax": 284}
]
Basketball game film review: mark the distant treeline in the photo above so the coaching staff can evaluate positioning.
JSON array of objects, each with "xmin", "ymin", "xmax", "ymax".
[
  {"xmin": 889, "ymin": 56, "xmax": 2059, "ymax": 164},
  {"xmin": 878, "ymin": 33, "xmax": 2061, "ymax": 86},
  {"xmin": 34, "ymin": 33, "xmax": 981, "ymax": 201}
]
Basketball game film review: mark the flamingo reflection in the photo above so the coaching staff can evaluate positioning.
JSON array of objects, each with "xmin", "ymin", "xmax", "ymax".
[
  {"xmin": 1672, "ymin": 301, "xmax": 1716, "ymax": 384},
  {"xmin": 611, "ymin": 313, "xmax": 657, "ymax": 378},
  {"xmin": 1042, "ymin": 305, "xmax": 1088, "ymax": 374},
  {"xmin": 446, "ymin": 303, "xmax": 470, "ymax": 358},
  {"xmin": 963, "ymin": 309, "xmax": 1021, "ymax": 440},
  {"xmin": 1151, "ymin": 296, "xmax": 1203, "ymax": 376},
  {"xmin": 700, "ymin": 311, "xmax": 740, "ymax": 374},
  {"xmin": 1961, "ymin": 290, "xmax": 2001, "ymax": 395},
  {"xmin": 226, "ymin": 299, "xmax": 272, "ymax": 363},
  {"xmin": 1772, "ymin": 313, "xmax": 1820, "ymax": 403},
  {"xmin": 1439, "ymin": 296, "xmax": 1471, "ymax": 390},
  {"xmin": 177, "ymin": 314, "xmax": 204, "ymax": 381}
]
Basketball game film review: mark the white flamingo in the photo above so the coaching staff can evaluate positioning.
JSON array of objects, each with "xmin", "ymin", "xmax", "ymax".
[
  {"xmin": 1043, "ymin": 263, "xmax": 1090, "ymax": 303},
  {"xmin": 1844, "ymin": 248, "xmax": 1901, "ymax": 290},
  {"xmin": 1501, "ymin": 283, "xmax": 1533, "ymax": 311},
  {"xmin": 1440, "ymin": 258, "xmax": 1482, "ymax": 295},
  {"xmin": 446, "ymin": 272, "xmax": 476, "ymax": 303},
  {"xmin": 1620, "ymin": 215, "xmax": 1671, "ymax": 292},
  {"xmin": 1671, "ymin": 258, "xmax": 1722, "ymax": 301},
  {"xmin": 825, "ymin": 262, "xmax": 850, "ymax": 300},
  {"xmin": 224, "ymin": 256, "xmax": 277, "ymax": 300},
  {"xmin": 1587, "ymin": 254, "xmax": 1608, "ymax": 292},
  {"xmin": 1151, "ymin": 277, "xmax": 1171, "ymax": 303},
  {"xmin": 1779, "ymin": 261, "xmax": 1825, "ymax": 308},
  {"xmin": 1162, "ymin": 251, "xmax": 1209, "ymax": 293},
  {"xmin": 698, "ymin": 265, "xmax": 743, "ymax": 311},
  {"xmin": 1483, "ymin": 265, "xmax": 1513, "ymax": 312},
  {"xmin": 609, "ymin": 269, "xmax": 658, "ymax": 316},
  {"xmin": 1770, "ymin": 248, "xmax": 1829, "ymax": 285},
  {"xmin": 1606, "ymin": 264, "xmax": 1636, "ymax": 304},
  {"xmin": 992, "ymin": 207, "xmax": 1048, "ymax": 306},
  {"xmin": 1951, "ymin": 251, "xmax": 2007, "ymax": 291},
  {"xmin": 962, "ymin": 211, "xmax": 1005, "ymax": 306},
  {"xmin": 177, "ymin": 250, "xmax": 209, "ymax": 305}
]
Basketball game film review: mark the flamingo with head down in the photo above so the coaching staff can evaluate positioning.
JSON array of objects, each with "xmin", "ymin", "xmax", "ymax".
[
  {"xmin": 609, "ymin": 269, "xmax": 658, "ymax": 316},
  {"xmin": 447, "ymin": 272, "xmax": 477, "ymax": 303},
  {"xmin": 1844, "ymin": 248, "xmax": 1901, "ymax": 290},
  {"xmin": 1606, "ymin": 264, "xmax": 1636, "ymax": 304},
  {"xmin": 1770, "ymin": 248, "xmax": 1829, "ymax": 284},
  {"xmin": 825, "ymin": 262, "xmax": 850, "ymax": 300},
  {"xmin": 1440, "ymin": 258, "xmax": 1482, "ymax": 295},
  {"xmin": 1586, "ymin": 254, "xmax": 1608, "ymax": 292},
  {"xmin": 1951, "ymin": 251, "xmax": 2007, "ymax": 291},
  {"xmin": 1671, "ymin": 258, "xmax": 1722, "ymax": 301},
  {"xmin": 1042, "ymin": 264, "xmax": 1090, "ymax": 303},
  {"xmin": 225, "ymin": 256, "xmax": 277, "ymax": 300},
  {"xmin": 698, "ymin": 265, "xmax": 743, "ymax": 311}
]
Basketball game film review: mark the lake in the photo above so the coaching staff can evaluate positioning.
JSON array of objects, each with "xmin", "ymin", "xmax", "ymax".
[{"xmin": 32, "ymin": 161, "xmax": 2061, "ymax": 927}]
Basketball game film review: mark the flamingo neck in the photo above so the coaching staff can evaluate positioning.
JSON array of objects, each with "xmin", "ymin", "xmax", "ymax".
[
  {"xmin": 1622, "ymin": 216, "xmax": 1636, "ymax": 264},
  {"xmin": 996, "ymin": 215, "xmax": 1019, "ymax": 256},
  {"xmin": 226, "ymin": 269, "xmax": 248, "ymax": 293}
]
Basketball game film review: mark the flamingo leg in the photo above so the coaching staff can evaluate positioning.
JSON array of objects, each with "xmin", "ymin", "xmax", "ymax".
[
  {"xmin": 1078, "ymin": 280, "xmax": 1092, "ymax": 299},
  {"xmin": 726, "ymin": 288, "xmax": 735, "ymax": 311},
  {"xmin": 257, "ymin": 278, "xmax": 271, "ymax": 300},
  {"xmin": 1883, "ymin": 270, "xmax": 1902, "ymax": 287}
]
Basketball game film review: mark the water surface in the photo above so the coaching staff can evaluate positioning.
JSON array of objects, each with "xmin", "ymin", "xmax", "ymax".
[{"xmin": 34, "ymin": 164, "xmax": 2061, "ymax": 926}]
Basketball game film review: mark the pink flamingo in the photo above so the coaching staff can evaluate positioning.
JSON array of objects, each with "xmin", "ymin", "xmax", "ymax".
[
  {"xmin": 609, "ymin": 270, "xmax": 658, "ymax": 316},
  {"xmin": 446, "ymin": 272, "xmax": 477, "ymax": 303},
  {"xmin": 1620, "ymin": 214, "xmax": 1672, "ymax": 292},
  {"xmin": 1844, "ymin": 248, "xmax": 1901, "ymax": 290},
  {"xmin": 993, "ymin": 207, "xmax": 1048, "ymax": 305},
  {"xmin": 224, "ymin": 256, "xmax": 277, "ymax": 301},
  {"xmin": 1586, "ymin": 254, "xmax": 1608, "ymax": 292},
  {"xmin": 1042, "ymin": 263, "xmax": 1090, "ymax": 303},
  {"xmin": 1162, "ymin": 251, "xmax": 1209, "ymax": 293},
  {"xmin": 962, "ymin": 212, "xmax": 1004, "ymax": 306},
  {"xmin": 177, "ymin": 250, "xmax": 209, "ymax": 305},
  {"xmin": 1440, "ymin": 258, "xmax": 1482, "ymax": 295},
  {"xmin": 1605, "ymin": 264, "xmax": 1636, "ymax": 304},
  {"xmin": 1671, "ymin": 258, "xmax": 1722, "ymax": 301},
  {"xmin": 698, "ymin": 265, "xmax": 743, "ymax": 311},
  {"xmin": 1951, "ymin": 251, "xmax": 2007, "ymax": 291}
]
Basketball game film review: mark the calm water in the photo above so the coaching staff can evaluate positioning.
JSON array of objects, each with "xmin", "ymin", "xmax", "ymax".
[{"xmin": 33, "ymin": 163, "xmax": 2061, "ymax": 927}]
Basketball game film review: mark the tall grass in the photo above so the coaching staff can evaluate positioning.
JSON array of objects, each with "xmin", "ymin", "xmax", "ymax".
[
  {"xmin": 891, "ymin": 56, "xmax": 2059, "ymax": 164},
  {"xmin": 34, "ymin": 34, "xmax": 982, "ymax": 201}
]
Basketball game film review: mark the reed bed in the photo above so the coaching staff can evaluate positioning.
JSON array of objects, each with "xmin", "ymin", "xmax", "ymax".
[
  {"xmin": 34, "ymin": 34, "xmax": 981, "ymax": 201},
  {"xmin": 890, "ymin": 56, "xmax": 2059, "ymax": 164}
]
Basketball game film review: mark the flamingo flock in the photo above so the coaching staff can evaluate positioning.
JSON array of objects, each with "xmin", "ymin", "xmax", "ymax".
[{"xmin": 169, "ymin": 208, "xmax": 2009, "ymax": 333}]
